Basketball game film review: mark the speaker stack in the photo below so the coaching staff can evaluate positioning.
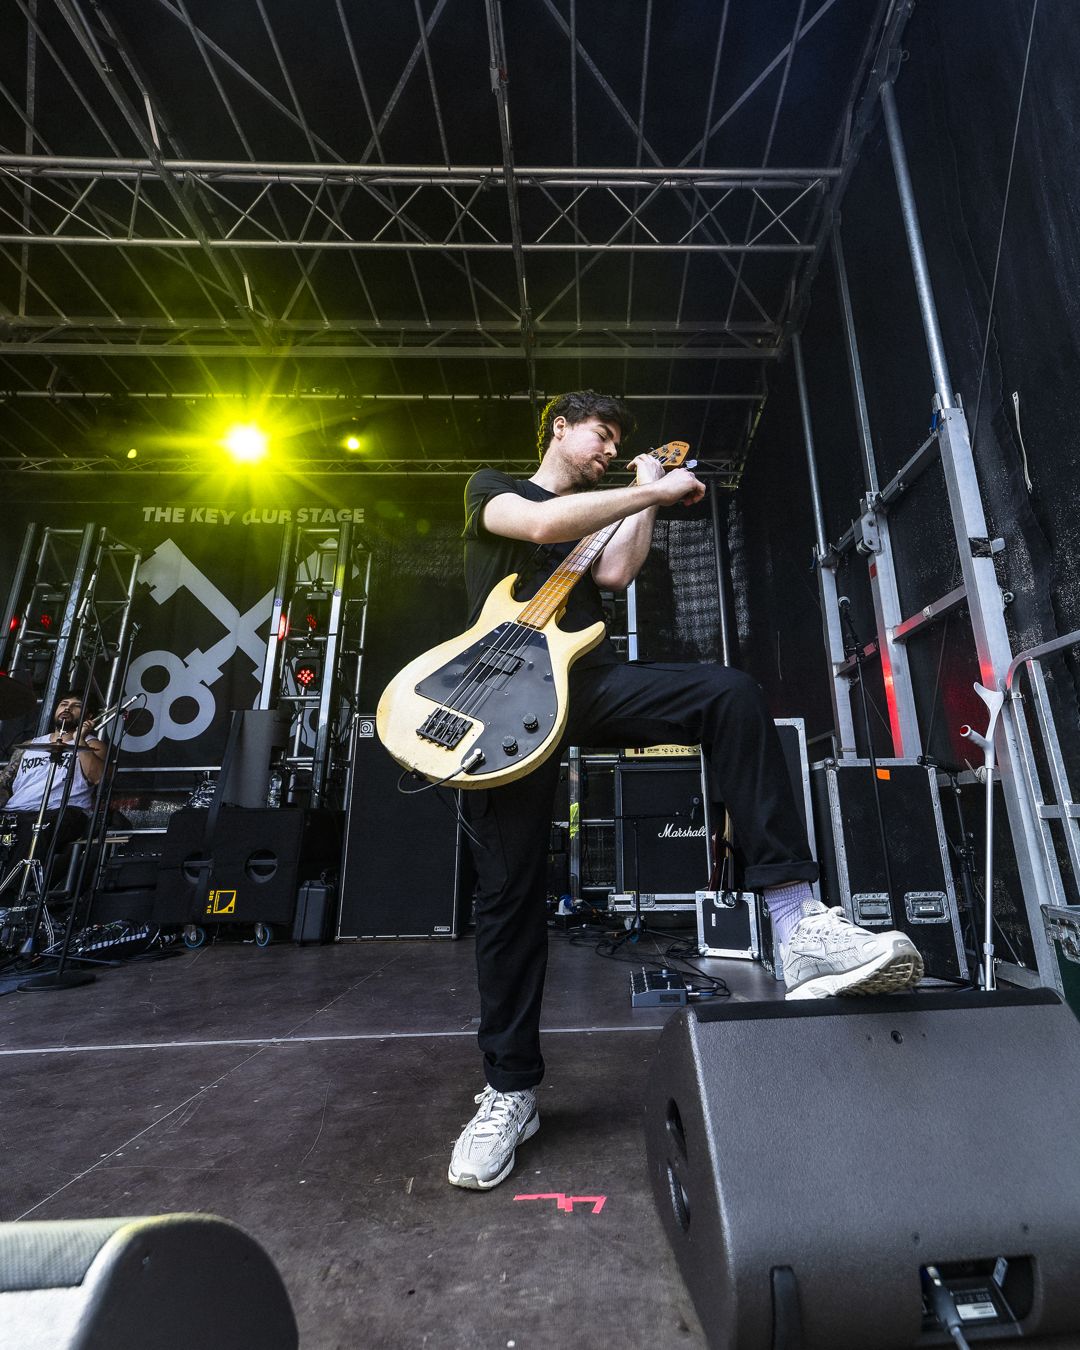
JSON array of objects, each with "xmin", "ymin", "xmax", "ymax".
[
  {"xmin": 644, "ymin": 988, "xmax": 1080, "ymax": 1349},
  {"xmin": 153, "ymin": 807, "xmax": 341, "ymax": 930},
  {"xmin": 336, "ymin": 718, "xmax": 467, "ymax": 939}
]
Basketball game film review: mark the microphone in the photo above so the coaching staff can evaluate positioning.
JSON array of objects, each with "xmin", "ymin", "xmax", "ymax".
[{"xmin": 89, "ymin": 694, "xmax": 141, "ymax": 735}]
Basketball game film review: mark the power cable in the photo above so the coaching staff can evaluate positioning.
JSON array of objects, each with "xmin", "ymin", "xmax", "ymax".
[{"xmin": 969, "ymin": 0, "xmax": 1040, "ymax": 457}]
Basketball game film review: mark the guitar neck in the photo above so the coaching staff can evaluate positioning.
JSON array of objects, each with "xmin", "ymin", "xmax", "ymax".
[{"xmin": 517, "ymin": 522, "xmax": 621, "ymax": 629}]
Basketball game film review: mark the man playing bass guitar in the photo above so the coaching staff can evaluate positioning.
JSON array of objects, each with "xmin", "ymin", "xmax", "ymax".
[{"xmin": 447, "ymin": 389, "xmax": 922, "ymax": 1191}]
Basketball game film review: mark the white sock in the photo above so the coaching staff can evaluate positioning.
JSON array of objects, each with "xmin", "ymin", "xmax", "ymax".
[{"xmin": 764, "ymin": 881, "xmax": 817, "ymax": 950}]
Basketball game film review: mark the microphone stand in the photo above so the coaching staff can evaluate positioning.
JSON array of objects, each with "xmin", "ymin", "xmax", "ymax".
[
  {"xmin": 0, "ymin": 751, "xmax": 66, "ymax": 956},
  {"xmin": 21, "ymin": 625, "xmax": 140, "ymax": 992},
  {"xmin": 16, "ymin": 632, "xmax": 104, "ymax": 968},
  {"xmin": 839, "ymin": 598, "xmax": 898, "ymax": 922}
]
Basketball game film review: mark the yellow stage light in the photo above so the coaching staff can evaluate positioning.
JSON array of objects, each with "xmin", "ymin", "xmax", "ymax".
[
  {"xmin": 223, "ymin": 423, "xmax": 269, "ymax": 463},
  {"xmin": 126, "ymin": 447, "xmax": 138, "ymax": 460},
  {"xmin": 344, "ymin": 435, "xmax": 362, "ymax": 452}
]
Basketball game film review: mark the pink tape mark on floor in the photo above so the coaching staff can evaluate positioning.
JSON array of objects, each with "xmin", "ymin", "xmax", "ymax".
[{"xmin": 513, "ymin": 1192, "xmax": 607, "ymax": 1214}]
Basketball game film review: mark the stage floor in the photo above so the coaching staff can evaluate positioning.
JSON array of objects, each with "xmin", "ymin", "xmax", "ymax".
[{"xmin": 0, "ymin": 925, "xmax": 784, "ymax": 1349}]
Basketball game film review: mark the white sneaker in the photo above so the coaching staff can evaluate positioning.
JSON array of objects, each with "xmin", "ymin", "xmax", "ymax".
[
  {"xmin": 447, "ymin": 1086, "xmax": 539, "ymax": 1190},
  {"xmin": 782, "ymin": 903, "xmax": 924, "ymax": 1000}
]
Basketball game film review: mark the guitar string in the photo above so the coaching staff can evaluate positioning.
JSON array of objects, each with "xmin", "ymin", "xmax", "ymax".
[
  {"xmin": 424, "ymin": 524, "xmax": 615, "ymax": 743},
  {"xmin": 421, "ymin": 447, "xmax": 681, "ymax": 749},
  {"xmin": 423, "ymin": 452, "xmax": 677, "ymax": 744},
  {"xmin": 425, "ymin": 526, "xmax": 613, "ymax": 742}
]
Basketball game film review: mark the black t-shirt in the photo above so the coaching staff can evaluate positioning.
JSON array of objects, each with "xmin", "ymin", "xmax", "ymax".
[{"xmin": 462, "ymin": 468, "xmax": 619, "ymax": 668}]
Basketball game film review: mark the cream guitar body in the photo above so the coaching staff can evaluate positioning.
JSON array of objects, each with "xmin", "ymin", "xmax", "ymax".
[
  {"xmin": 376, "ymin": 439, "xmax": 690, "ymax": 790},
  {"xmin": 376, "ymin": 573, "xmax": 605, "ymax": 789}
]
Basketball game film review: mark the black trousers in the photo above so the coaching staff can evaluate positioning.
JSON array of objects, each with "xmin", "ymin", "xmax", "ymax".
[{"xmin": 462, "ymin": 660, "xmax": 818, "ymax": 1091}]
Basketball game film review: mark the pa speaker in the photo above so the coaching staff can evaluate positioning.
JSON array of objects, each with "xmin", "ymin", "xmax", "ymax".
[
  {"xmin": 645, "ymin": 989, "xmax": 1080, "ymax": 1350},
  {"xmin": 337, "ymin": 719, "xmax": 467, "ymax": 938},
  {"xmin": 0, "ymin": 1213, "xmax": 296, "ymax": 1349},
  {"xmin": 154, "ymin": 808, "xmax": 341, "ymax": 927}
]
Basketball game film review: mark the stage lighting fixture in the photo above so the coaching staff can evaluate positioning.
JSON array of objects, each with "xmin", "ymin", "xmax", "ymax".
[
  {"xmin": 344, "ymin": 435, "xmax": 361, "ymax": 452},
  {"xmin": 126, "ymin": 447, "xmax": 138, "ymax": 460},
  {"xmin": 291, "ymin": 649, "xmax": 323, "ymax": 691},
  {"xmin": 223, "ymin": 423, "xmax": 269, "ymax": 463}
]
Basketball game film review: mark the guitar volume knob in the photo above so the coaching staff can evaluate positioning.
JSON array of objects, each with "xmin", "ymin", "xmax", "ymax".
[
  {"xmin": 522, "ymin": 713, "xmax": 539, "ymax": 733},
  {"xmin": 501, "ymin": 736, "xmax": 519, "ymax": 756}
]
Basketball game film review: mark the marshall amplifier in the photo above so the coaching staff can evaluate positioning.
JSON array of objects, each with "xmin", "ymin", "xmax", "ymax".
[
  {"xmin": 613, "ymin": 760, "xmax": 709, "ymax": 913},
  {"xmin": 612, "ymin": 721, "xmax": 817, "ymax": 928},
  {"xmin": 811, "ymin": 758, "xmax": 968, "ymax": 982}
]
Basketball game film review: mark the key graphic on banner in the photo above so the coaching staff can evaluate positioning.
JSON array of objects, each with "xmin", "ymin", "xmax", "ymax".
[{"xmin": 124, "ymin": 540, "xmax": 274, "ymax": 753}]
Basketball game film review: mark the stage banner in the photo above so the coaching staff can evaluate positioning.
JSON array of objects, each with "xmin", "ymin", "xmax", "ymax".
[{"xmin": 116, "ymin": 504, "xmax": 295, "ymax": 765}]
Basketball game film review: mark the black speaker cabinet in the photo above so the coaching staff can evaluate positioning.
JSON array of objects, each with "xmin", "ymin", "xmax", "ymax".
[
  {"xmin": 615, "ymin": 760, "xmax": 710, "ymax": 898},
  {"xmin": 811, "ymin": 759, "xmax": 968, "ymax": 981},
  {"xmin": 154, "ymin": 808, "xmax": 341, "ymax": 927},
  {"xmin": 645, "ymin": 990, "xmax": 1080, "ymax": 1350},
  {"xmin": 614, "ymin": 720, "xmax": 817, "ymax": 903},
  {"xmin": 337, "ymin": 718, "xmax": 467, "ymax": 938}
]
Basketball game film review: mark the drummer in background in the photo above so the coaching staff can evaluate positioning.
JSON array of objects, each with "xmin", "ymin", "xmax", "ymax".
[{"xmin": 0, "ymin": 693, "xmax": 107, "ymax": 847}]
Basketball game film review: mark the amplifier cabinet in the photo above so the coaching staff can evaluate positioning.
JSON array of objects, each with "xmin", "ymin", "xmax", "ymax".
[
  {"xmin": 811, "ymin": 759, "xmax": 968, "ymax": 982},
  {"xmin": 338, "ymin": 717, "xmax": 467, "ymax": 939},
  {"xmin": 614, "ymin": 760, "xmax": 710, "ymax": 899},
  {"xmin": 613, "ymin": 719, "xmax": 816, "ymax": 921}
]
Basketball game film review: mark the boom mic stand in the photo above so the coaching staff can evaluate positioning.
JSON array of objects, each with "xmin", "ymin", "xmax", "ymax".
[
  {"xmin": 11, "ymin": 633, "xmax": 104, "ymax": 972},
  {"xmin": 0, "ymin": 750, "xmax": 67, "ymax": 955},
  {"xmin": 21, "ymin": 625, "xmax": 141, "ymax": 992}
]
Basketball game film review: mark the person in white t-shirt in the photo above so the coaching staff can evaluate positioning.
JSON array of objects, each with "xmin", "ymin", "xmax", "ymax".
[{"xmin": 0, "ymin": 695, "xmax": 107, "ymax": 846}]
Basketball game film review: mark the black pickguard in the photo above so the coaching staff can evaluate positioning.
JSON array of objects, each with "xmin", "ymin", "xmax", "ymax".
[{"xmin": 415, "ymin": 624, "xmax": 558, "ymax": 777}]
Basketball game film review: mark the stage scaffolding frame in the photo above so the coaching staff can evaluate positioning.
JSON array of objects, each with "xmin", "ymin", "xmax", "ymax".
[
  {"xmin": 257, "ymin": 522, "xmax": 371, "ymax": 812},
  {"xmin": 0, "ymin": 1, "xmax": 1074, "ymax": 986},
  {"xmin": 0, "ymin": 0, "xmax": 896, "ymax": 467}
]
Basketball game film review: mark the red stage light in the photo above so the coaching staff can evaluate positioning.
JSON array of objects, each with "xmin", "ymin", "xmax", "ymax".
[
  {"xmin": 290, "ymin": 646, "xmax": 322, "ymax": 691},
  {"xmin": 39, "ymin": 613, "xmax": 54, "ymax": 629},
  {"xmin": 277, "ymin": 613, "xmax": 289, "ymax": 642}
]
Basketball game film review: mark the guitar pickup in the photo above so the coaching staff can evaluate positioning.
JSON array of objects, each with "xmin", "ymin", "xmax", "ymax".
[
  {"xmin": 417, "ymin": 708, "xmax": 473, "ymax": 750},
  {"xmin": 478, "ymin": 648, "xmax": 523, "ymax": 679}
]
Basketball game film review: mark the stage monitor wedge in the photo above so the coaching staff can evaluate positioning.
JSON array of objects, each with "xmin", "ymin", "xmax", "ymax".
[{"xmin": 645, "ymin": 989, "xmax": 1080, "ymax": 1350}]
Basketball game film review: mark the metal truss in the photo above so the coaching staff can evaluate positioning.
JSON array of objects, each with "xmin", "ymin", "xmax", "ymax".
[
  {"xmin": 0, "ymin": 0, "xmax": 897, "ymax": 473},
  {"xmin": 0, "ymin": 451, "xmax": 745, "ymax": 488}
]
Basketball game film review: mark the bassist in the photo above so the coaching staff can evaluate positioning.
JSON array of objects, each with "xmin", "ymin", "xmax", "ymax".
[{"xmin": 447, "ymin": 389, "xmax": 922, "ymax": 1191}]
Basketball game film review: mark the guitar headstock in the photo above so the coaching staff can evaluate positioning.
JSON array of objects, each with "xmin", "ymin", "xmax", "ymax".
[{"xmin": 649, "ymin": 440, "xmax": 692, "ymax": 469}]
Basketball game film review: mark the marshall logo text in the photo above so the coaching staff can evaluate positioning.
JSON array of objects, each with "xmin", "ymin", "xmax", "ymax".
[{"xmin": 657, "ymin": 822, "xmax": 707, "ymax": 839}]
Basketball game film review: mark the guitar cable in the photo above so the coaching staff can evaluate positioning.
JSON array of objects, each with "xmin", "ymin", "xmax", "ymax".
[{"xmin": 395, "ymin": 769, "xmax": 488, "ymax": 852}]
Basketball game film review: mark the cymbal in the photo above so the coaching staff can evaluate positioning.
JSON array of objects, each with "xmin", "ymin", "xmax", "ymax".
[{"xmin": 0, "ymin": 675, "xmax": 35, "ymax": 720}]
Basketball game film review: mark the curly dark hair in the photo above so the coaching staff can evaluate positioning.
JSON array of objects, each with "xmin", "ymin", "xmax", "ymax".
[{"xmin": 536, "ymin": 390, "xmax": 636, "ymax": 460}]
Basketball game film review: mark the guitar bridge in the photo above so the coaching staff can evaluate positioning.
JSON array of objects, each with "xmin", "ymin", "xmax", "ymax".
[{"xmin": 417, "ymin": 708, "xmax": 473, "ymax": 750}]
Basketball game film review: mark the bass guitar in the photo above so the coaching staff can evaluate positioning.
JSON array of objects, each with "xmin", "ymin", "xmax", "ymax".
[{"xmin": 376, "ymin": 440, "xmax": 690, "ymax": 789}]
